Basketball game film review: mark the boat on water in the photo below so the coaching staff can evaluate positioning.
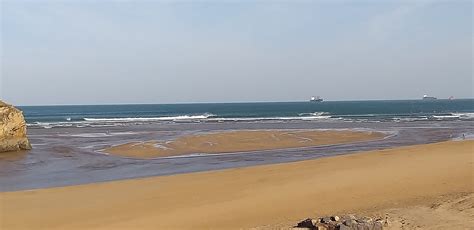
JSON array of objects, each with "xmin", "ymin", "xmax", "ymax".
[
  {"xmin": 310, "ymin": 96, "xmax": 323, "ymax": 102},
  {"xmin": 422, "ymin": 95, "xmax": 437, "ymax": 100}
]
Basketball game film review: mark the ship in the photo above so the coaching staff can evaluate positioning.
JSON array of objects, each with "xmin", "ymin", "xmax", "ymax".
[
  {"xmin": 310, "ymin": 96, "xmax": 323, "ymax": 102},
  {"xmin": 422, "ymin": 95, "xmax": 437, "ymax": 100}
]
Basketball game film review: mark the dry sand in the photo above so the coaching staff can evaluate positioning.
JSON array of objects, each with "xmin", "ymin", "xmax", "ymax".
[
  {"xmin": 104, "ymin": 129, "xmax": 385, "ymax": 158},
  {"xmin": 1, "ymin": 140, "xmax": 473, "ymax": 229},
  {"xmin": 379, "ymin": 192, "xmax": 474, "ymax": 230}
]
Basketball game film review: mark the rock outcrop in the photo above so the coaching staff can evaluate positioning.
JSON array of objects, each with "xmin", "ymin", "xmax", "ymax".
[
  {"xmin": 295, "ymin": 214, "xmax": 388, "ymax": 230},
  {"xmin": 0, "ymin": 100, "xmax": 32, "ymax": 152}
]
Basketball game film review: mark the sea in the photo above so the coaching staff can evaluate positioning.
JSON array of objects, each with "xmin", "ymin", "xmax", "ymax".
[
  {"xmin": 21, "ymin": 99, "xmax": 474, "ymax": 128},
  {"xmin": 2, "ymin": 99, "xmax": 473, "ymax": 191}
]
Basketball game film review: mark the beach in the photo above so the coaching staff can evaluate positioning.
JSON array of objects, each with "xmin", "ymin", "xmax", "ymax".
[
  {"xmin": 1, "ymin": 140, "xmax": 472, "ymax": 229},
  {"xmin": 3, "ymin": 0, "xmax": 473, "ymax": 229},
  {"xmin": 104, "ymin": 130, "xmax": 385, "ymax": 158}
]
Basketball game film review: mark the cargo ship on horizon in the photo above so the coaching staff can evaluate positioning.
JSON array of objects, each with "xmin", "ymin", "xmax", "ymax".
[
  {"xmin": 422, "ymin": 95, "xmax": 437, "ymax": 100},
  {"xmin": 310, "ymin": 96, "xmax": 323, "ymax": 102}
]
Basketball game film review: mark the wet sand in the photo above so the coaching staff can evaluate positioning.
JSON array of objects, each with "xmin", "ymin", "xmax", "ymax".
[
  {"xmin": 104, "ymin": 129, "xmax": 385, "ymax": 158},
  {"xmin": 3, "ymin": 122, "xmax": 467, "ymax": 192},
  {"xmin": 1, "ymin": 140, "xmax": 472, "ymax": 229}
]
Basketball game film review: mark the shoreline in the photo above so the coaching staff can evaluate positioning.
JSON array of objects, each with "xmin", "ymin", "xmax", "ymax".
[
  {"xmin": 3, "ymin": 122, "xmax": 468, "ymax": 192},
  {"xmin": 1, "ymin": 140, "xmax": 472, "ymax": 229}
]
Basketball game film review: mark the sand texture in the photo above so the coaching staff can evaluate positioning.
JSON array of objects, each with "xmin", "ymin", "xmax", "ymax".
[
  {"xmin": 104, "ymin": 129, "xmax": 385, "ymax": 158},
  {"xmin": 1, "ymin": 140, "xmax": 472, "ymax": 229},
  {"xmin": 380, "ymin": 192, "xmax": 474, "ymax": 229}
]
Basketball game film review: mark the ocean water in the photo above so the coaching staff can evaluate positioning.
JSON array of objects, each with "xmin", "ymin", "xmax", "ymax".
[
  {"xmin": 20, "ymin": 99, "xmax": 474, "ymax": 128},
  {"xmin": 3, "ymin": 99, "xmax": 473, "ymax": 191},
  {"xmin": 21, "ymin": 99, "xmax": 474, "ymax": 128}
]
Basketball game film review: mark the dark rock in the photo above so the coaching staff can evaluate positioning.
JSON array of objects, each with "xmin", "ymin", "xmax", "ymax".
[
  {"xmin": 296, "ymin": 214, "xmax": 385, "ymax": 230},
  {"xmin": 297, "ymin": 218, "xmax": 317, "ymax": 228}
]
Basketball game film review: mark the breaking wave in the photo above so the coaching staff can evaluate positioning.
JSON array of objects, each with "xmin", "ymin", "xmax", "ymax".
[
  {"xmin": 26, "ymin": 111, "xmax": 474, "ymax": 129},
  {"xmin": 83, "ymin": 114, "xmax": 215, "ymax": 122}
]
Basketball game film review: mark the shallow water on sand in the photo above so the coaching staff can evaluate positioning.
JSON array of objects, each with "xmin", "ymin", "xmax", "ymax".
[{"xmin": 0, "ymin": 120, "xmax": 472, "ymax": 191}]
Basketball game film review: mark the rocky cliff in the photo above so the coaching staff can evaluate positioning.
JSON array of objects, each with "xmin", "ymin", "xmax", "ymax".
[{"xmin": 0, "ymin": 100, "xmax": 32, "ymax": 152}]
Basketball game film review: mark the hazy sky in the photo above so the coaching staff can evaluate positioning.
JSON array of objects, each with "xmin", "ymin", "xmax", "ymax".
[{"xmin": 1, "ymin": 0, "xmax": 472, "ymax": 105}]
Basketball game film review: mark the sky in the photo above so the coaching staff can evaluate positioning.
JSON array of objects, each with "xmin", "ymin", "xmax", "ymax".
[{"xmin": 1, "ymin": 0, "xmax": 472, "ymax": 105}]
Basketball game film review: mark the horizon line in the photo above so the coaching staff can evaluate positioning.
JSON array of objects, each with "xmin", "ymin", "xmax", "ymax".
[{"xmin": 13, "ymin": 98, "xmax": 474, "ymax": 107}]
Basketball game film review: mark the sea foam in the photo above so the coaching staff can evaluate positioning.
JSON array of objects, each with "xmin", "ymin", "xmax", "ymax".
[{"xmin": 83, "ymin": 114, "xmax": 214, "ymax": 122}]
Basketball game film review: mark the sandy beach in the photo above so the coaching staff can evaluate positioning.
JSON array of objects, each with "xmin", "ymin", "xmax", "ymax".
[
  {"xmin": 3, "ymin": 1, "xmax": 472, "ymax": 229},
  {"xmin": 104, "ymin": 129, "xmax": 385, "ymax": 158},
  {"xmin": 1, "ymin": 140, "xmax": 472, "ymax": 229}
]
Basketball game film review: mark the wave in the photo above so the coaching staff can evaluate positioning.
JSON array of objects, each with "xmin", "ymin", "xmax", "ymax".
[
  {"xmin": 26, "ymin": 111, "xmax": 474, "ymax": 129},
  {"xmin": 298, "ymin": 112, "xmax": 330, "ymax": 116},
  {"xmin": 57, "ymin": 132, "xmax": 138, "ymax": 138},
  {"xmin": 27, "ymin": 121, "xmax": 124, "ymax": 129},
  {"xmin": 453, "ymin": 112, "xmax": 474, "ymax": 120},
  {"xmin": 392, "ymin": 117, "xmax": 429, "ymax": 122},
  {"xmin": 208, "ymin": 116, "xmax": 333, "ymax": 122},
  {"xmin": 81, "ymin": 112, "xmax": 333, "ymax": 123},
  {"xmin": 83, "ymin": 114, "xmax": 215, "ymax": 122},
  {"xmin": 419, "ymin": 112, "xmax": 474, "ymax": 121}
]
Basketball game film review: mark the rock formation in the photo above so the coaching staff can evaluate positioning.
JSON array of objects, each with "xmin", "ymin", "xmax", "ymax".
[
  {"xmin": 0, "ymin": 100, "xmax": 32, "ymax": 152},
  {"xmin": 295, "ymin": 214, "xmax": 388, "ymax": 230}
]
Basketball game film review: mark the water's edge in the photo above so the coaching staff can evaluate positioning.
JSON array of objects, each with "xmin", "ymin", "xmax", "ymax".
[{"xmin": 1, "ymin": 120, "xmax": 472, "ymax": 192}]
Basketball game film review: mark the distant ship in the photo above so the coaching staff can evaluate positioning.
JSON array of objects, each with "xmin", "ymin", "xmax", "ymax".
[
  {"xmin": 310, "ymin": 96, "xmax": 323, "ymax": 102},
  {"xmin": 422, "ymin": 95, "xmax": 437, "ymax": 100}
]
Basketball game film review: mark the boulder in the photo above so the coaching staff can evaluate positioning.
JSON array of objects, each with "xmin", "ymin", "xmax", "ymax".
[
  {"xmin": 321, "ymin": 217, "xmax": 332, "ymax": 224},
  {"xmin": 296, "ymin": 214, "xmax": 386, "ymax": 230},
  {"xmin": 0, "ymin": 100, "xmax": 31, "ymax": 152},
  {"xmin": 297, "ymin": 218, "xmax": 317, "ymax": 228}
]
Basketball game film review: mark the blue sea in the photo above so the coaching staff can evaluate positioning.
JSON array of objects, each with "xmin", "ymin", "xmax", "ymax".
[
  {"xmin": 21, "ymin": 99, "xmax": 474, "ymax": 128},
  {"xmin": 4, "ymin": 99, "xmax": 473, "ymax": 191}
]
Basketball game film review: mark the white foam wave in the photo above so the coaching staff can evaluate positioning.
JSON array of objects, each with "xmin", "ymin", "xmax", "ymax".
[
  {"xmin": 431, "ymin": 115, "xmax": 460, "ymax": 120},
  {"xmin": 298, "ymin": 112, "xmax": 330, "ymax": 116},
  {"xmin": 453, "ymin": 113, "xmax": 474, "ymax": 120},
  {"xmin": 392, "ymin": 117, "xmax": 429, "ymax": 122},
  {"xmin": 208, "ymin": 115, "xmax": 333, "ymax": 122},
  {"xmin": 30, "ymin": 114, "xmax": 334, "ymax": 128},
  {"xmin": 28, "ymin": 121, "xmax": 78, "ymax": 128},
  {"xmin": 28, "ymin": 121, "xmax": 122, "ymax": 129},
  {"xmin": 83, "ymin": 114, "xmax": 214, "ymax": 122},
  {"xmin": 26, "ymin": 111, "xmax": 474, "ymax": 129},
  {"xmin": 58, "ymin": 132, "xmax": 137, "ymax": 138}
]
